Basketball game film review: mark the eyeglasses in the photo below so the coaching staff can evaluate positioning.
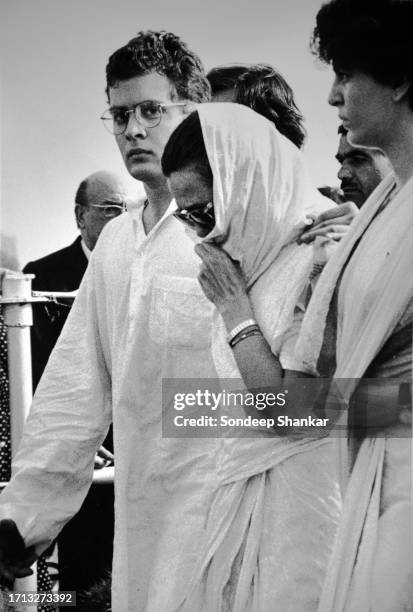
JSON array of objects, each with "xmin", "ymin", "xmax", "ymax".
[
  {"xmin": 100, "ymin": 100, "xmax": 187, "ymax": 135},
  {"xmin": 89, "ymin": 203, "xmax": 127, "ymax": 218},
  {"xmin": 173, "ymin": 201, "xmax": 215, "ymax": 229}
]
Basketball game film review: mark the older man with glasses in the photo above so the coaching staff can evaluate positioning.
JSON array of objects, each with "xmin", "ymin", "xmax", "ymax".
[{"xmin": 23, "ymin": 170, "xmax": 131, "ymax": 390}]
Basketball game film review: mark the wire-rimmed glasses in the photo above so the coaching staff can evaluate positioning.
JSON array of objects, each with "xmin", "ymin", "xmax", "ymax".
[
  {"xmin": 100, "ymin": 100, "xmax": 187, "ymax": 135},
  {"xmin": 89, "ymin": 203, "xmax": 127, "ymax": 218}
]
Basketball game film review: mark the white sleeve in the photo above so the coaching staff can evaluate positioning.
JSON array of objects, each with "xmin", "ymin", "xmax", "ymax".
[{"xmin": 0, "ymin": 254, "xmax": 112, "ymax": 554}]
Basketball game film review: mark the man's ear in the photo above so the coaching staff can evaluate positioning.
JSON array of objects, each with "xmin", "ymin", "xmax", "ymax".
[
  {"xmin": 75, "ymin": 205, "xmax": 86, "ymax": 230},
  {"xmin": 392, "ymin": 79, "xmax": 410, "ymax": 103}
]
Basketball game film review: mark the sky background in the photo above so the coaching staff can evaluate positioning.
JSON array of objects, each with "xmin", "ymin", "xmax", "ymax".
[{"xmin": 0, "ymin": 0, "xmax": 341, "ymax": 269}]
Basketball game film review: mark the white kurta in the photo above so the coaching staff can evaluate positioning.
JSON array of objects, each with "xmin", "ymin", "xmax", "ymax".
[{"xmin": 0, "ymin": 199, "xmax": 221, "ymax": 611}]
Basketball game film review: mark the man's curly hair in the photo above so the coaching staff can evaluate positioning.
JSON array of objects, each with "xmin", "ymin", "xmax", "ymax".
[
  {"xmin": 312, "ymin": 0, "xmax": 413, "ymax": 109},
  {"xmin": 105, "ymin": 30, "xmax": 210, "ymax": 103}
]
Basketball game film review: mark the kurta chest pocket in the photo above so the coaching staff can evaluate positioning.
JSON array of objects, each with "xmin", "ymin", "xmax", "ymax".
[{"xmin": 149, "ymin": 275, "xmax": 214, "ymax": 348}]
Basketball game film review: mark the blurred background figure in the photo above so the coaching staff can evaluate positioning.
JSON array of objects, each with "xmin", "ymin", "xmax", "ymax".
[
  {"xmin": 335, "ymin": 125, "xmax": 393, "ymax": 208},
  {"xmin": 208, "ymin": 62, "xmax": 306, "ymax": 148},
  {"xmin": 23, "ymin": 170, "xmax": 131, "ymax": 389},
  {"xmin": 320, "ymin": 125, "xmax": 393, "ymax": 206}
]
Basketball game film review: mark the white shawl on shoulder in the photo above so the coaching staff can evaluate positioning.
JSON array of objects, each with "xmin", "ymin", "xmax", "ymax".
[{"xmin": 295, "ymin": 172, "xmax": 413, "ymax": 611}]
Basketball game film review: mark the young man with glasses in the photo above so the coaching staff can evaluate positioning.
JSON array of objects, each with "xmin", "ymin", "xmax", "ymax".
[{"xmin": 0, "ymin": 31, "xmax": 215, "ymax": 611}]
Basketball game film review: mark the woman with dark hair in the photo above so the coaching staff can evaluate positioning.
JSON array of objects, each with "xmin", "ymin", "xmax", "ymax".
[
  {"xmin": 162, "ymin": 103, "xmax": 341, "ymax": 611},
  {"xmin": 207, "ymin": 63, "xmax": 306, "ymax": 148},
  {"xmin": 293, "ymin": 0, "xmax": 413, "ymax": 609}
]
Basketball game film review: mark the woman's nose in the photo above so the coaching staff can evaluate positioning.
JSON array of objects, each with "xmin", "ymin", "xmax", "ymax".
[{"xmin": 328, "ymin": 76, "xmax": 342, "ymax": 107}]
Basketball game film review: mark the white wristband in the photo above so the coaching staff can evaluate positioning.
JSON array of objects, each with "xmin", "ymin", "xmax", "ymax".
[{"xmin": 227, "ymin": 319, "xmax": 257, "ymax": 343}]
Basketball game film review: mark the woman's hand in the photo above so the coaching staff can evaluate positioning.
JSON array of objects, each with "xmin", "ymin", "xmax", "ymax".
[
  {"xmin": 94, "ymin": 445, "xmax": 114, "ymax": 469},
  {"xmin": 194, "ymin": 243, "xmax": 253, "ymax": 327},
  {"xmin": 298, "ymin": 201, "xmax": 359, "ymax": 244}
]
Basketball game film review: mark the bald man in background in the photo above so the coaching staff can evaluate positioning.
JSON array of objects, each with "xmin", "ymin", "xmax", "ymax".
[
  {"xmin": 23, "ymin": 170, "xmax": 130, "ymax": 389},
  {"xmin": 22, "ymin": 170, "xmax": 133, "ymax": 594}
]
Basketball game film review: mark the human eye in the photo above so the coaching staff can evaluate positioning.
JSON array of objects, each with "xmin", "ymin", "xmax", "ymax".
[
  {"xmin": 105, "ymin": 206, "xmax": 122, "ymax": 217},
  {"xmin": 139, "ymin": 101, "xmax": 161, "ymax": 120},
  {"xmin": 111, "ymin": 108, "xmax": 128, "ymax": 127},
  {"xmin": 335, "ymin": 69, "xmax": 352, "ymax": 84},
  {"xmin": 351, "ymin": 154, "xmax": 368, "ymax": 166}
]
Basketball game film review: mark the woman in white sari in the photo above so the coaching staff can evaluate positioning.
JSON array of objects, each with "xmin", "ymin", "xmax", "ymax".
[
  {"xmin": 162, "ymin": 103, "xmax": 341, "ymax": 611},
  {"xmin": 297, "ymin": 1, "xmax": 413, "ymax": 609}
]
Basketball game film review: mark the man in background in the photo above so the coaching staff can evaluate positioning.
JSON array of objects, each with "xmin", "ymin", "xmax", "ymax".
[
  {"xmin": 23, "ymin": 170, "xmax": 130, "ymax": 389},
  {"xmin": 335, "ymin": 124, "xmax": 393, "ymax": 208}
]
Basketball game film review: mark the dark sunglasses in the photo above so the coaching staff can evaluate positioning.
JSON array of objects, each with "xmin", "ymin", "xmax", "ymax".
[{"xmin": 173, "ymin": 201, "xmax": 215, "ymax": 228}]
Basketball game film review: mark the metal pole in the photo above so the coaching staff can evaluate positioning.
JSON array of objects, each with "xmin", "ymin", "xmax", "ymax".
[
  {"xmin": 2, "ymin": 275, "xmax": 34, "ymax": 458},
  {"xmin": 1, "ymin": 277, "xmax": 78, "ymax": 607},
  {"xmin": 1, "ymin": 273, "xmax": 37, "ymax": 607}
]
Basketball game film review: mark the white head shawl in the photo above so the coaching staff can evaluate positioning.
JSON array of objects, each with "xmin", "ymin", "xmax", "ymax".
[
  {"xmin": 197, "ymin": 103, "xmax": 331, "ymax": 286},
  {"xmin": 196, "ymin": 103, "xmax": 332, "ymax": 357}
]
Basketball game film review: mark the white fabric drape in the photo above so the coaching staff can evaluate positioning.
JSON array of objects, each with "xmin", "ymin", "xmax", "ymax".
[
  {"xmin": 199, "ymin": 102, "xmax": 333, "ymax": 357},
  {"xmin": 294, "ymin": 172, "xmax": 413, "ymax": 611},
  {"xmin": 296, "ymin": 172, "xmax": 413, "ymax": 382}
]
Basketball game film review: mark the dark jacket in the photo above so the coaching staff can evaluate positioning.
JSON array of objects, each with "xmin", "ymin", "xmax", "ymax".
[{"xmin": 23, "ymin": 236, "xmax": 88, "ymax": 390}]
